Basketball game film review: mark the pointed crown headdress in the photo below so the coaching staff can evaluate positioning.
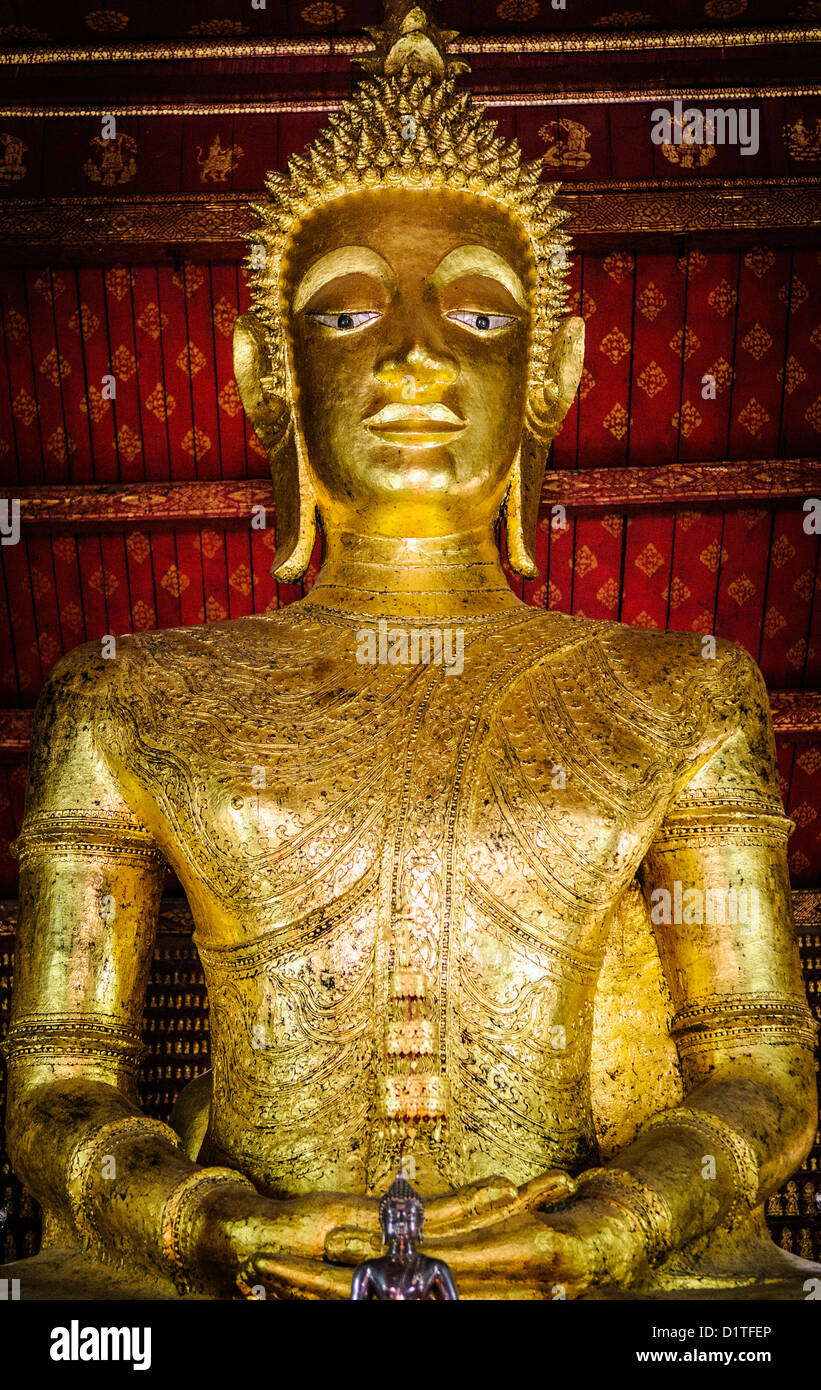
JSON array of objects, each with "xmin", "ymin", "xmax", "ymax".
[
  {"xmin": 246, "ymin": 1, "xmax": 570, "ymax": 407},
  {"xmin": 239, "ymin": 1, "xmax": 579, "ymax": 583}
]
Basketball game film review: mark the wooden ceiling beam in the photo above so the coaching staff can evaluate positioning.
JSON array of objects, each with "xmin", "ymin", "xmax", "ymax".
[{"xmin": 4, "ymin": 461, "xmax": 819, "ymax": 532}]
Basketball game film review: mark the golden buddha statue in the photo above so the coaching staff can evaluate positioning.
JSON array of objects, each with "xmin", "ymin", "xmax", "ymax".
[{"xmin": 2, "ymin": 1, "xmax": 819, "ymax": 1301}]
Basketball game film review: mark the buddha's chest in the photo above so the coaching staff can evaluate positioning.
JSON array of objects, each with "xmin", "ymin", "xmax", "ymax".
[{"xmin": 111, "ymin": 616, "xmax": 695, "ymax": 961}]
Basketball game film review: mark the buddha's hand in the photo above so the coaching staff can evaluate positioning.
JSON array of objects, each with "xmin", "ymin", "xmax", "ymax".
[
  {"xmin": 187, "ymin": 1186, "xmax": 382, "ymax": 1298},
  {"xmin": 223, "ymin": 1172, "xmax": 576, "ymax": 1300},
  {"xmin": 325, "ymin": 1180, "xmax": 651, "ymax": 1300}
]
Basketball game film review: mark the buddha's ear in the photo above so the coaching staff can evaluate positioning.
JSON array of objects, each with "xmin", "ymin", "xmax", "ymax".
[
  {"xmin": 233, "ymin": 312, "xmax": 290, "ymax": 456},
  {"xmin": 233, "ymin": 312, "xmax": 316, "ymax": 584},
  {"xmin": 507, "ymin": 315, "xmax": 585, "ymax": 580},
  {"xmin": 540, "ymin": 315, "xmax": 585, "ymax": 437}
]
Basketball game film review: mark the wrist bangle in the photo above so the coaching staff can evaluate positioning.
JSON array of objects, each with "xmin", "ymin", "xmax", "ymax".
[
  {"xmin": 160, "ymin": 1167, "xmax": 256, "ymax": 1296},
  {"xmin": 642, "ymin": 1106, "xmax": 759, "ymax": 1221},
  {"xmin": 67, "ymin": 1114, "xmax": 181, "ymax": 1247},
  {"xmin": 575, "ymin": 1167, "xmax": 674, "ymax": 1263}
]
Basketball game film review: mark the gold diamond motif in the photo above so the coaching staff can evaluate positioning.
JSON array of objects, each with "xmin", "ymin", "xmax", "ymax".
[
  {"xmin": 741, "ymin": 323, "xmax": 773, "ymax": 360},
  {"xmin": 68, "ymin": 305, "xmax": 100, "ymax": 339},
  {"xmin": 708, "ymin": 280, "xmax": 737, "ymax": 317},
  {"xmin": 105, "ymin": 265, "xmax": 133, "ymax": 300},
  {"xmin": 669, "ymin": 326, "xmax": 701, "ymax": 360},
  {"xmin": 779, "ymin": 278, "xmax": 809, "ymax": 312},
  {"xmin": 160, "ymin": 564, "xmax": 190, "ymax": 598},
  {"xmin": 764, "ymin": 607, "xmax": 787, "ymax": 638},
  {"xmin": 600, "ymin": 327, "xmax": 630, "ymax": 364},
  {"xmin": 80, "ymin": 385, "xmax": 111, "ymax": 424},
  {"xmin": 743, "ymin": 247, "xmax": 776, "ymax": 279},
  {"xmin": 636, "ymin": 361, "xmax": 667, "ymax": 398},
  {"xmin": 637, "ymin": 283, "xmax": 666, "ymax": 321},
  {"xmin": 111, "ymin": 345, "xmax": 136, "ymax": 380},
  {"xmin": 603, "ymin": 252, "xmax": 634, "ymax": 282},
  {"xmin": 738, "ymin": 397, "xmax": 770, "ymax": 438},
  {"xmin": 778, "ymin": 356, "xmax": 806, "ymax": 394},
  {"xmin": 145, "ymin": 384, "xmax": 175, "ymax": 420},
  {"xmin": 126, "ymin": 533, "xmax": 150, "ymax": 564},
  {"xmin": 672, "ymin": 401, "xmax": 702, "ymax": 437},
  {"xmin": 176, "ymin": 342, "xmax": 207, "ymax": 377},
  {"xmin": 39, "ymin": 348, "xmax": 70, "ymax": 387},
  {"xmin": 137, "ymin": 303, "xmax": 168, "ymax": 339},
  {"xmin": 197, "ymin": 530, "xmax": 223, "ymax": 561},
  {"xmin": 116, "ymin": 424, "xmax": 142, "ymax": 463},
  {"xmin": 229, "ymin": 564, "xmax": 253, "ymax": 596},
  {"xmin": 727, "ymin": 573, "xmax": 755, "ymax": 606},
  {"xmin": 667, "ymin": 577, "xmax": 691, "ymax": 609},
  {"xmin": 13, "ymin": 389, "xmax": 38, "ymax": 426},
  {"xmin": 214, "ymin": 297, "xmax": 236, "ymax": 337},
  {"xmin": 699, "ymin": 540, "xmax": 726, "ymax": 573},
  {"xmin": 771, "ymin": 534, "xmax": 796, "ymax": 568},
  {"xmin": 218, "ymin": 381, "xmax": 243, "ymax": 417},
  {"xmin": 578, "ymin": 368, "xmax": 595, "ymax": 400},
  {"xmin": 602, "ymin": 403, "xmax": 628, "ymax": 440},
  {"xmin": 596, "ymin": 578, "xmax": 619, "ymax": 609},
  {"xmin": 635, "ymin": 543, "xmax": 664, "ymax": 578},
  {"xmin": 181, "ymin": 427, "xmax": 211, "ymax": 457},
  {"xmin": 706, "ymin": 357, "xmax": 733, "ymax": 393},
  {"xmin": 131, "ymin": 599, "xmax": 155, "ymax": 630},
  {"xmin": 574, "ymin": 545, "xmax": 598, "ymax": 578}
]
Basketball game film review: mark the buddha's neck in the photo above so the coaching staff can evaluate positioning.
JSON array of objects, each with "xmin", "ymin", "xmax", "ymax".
[{"xmin": 303, "ymin": 527, "xmax": 523, "ymax": 620}]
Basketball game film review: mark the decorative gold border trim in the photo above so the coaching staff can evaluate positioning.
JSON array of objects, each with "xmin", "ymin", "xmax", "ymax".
[
  {"xmin": 2, "ymin": 84, "xmax": 819, "ymax": 116},
  {"xmin": 2, "ymin": 182, "xmax": 819, "ymax": 249},
  {"xmin": 4, "ymin": 459, "xmax": 819, "ymax": 530},
  {"xmin": 1, "ymin": 27, "xmax": 818, "ymax": 65}
]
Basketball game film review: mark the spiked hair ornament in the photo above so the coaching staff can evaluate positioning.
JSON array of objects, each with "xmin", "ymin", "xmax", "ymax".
[
  {"xmin": 237, "ymin": 0, "xmax": 581, "ymax": 582},
  {"xmin": 378, "ymin": 1173, "xmax": 425, "ymax": 1225}
]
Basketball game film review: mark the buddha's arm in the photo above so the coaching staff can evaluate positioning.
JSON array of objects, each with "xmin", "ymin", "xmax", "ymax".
[
  {"xmin": 2, "ymin": 644, "xmax": 377, "ymax": 1295},
  {"xmin": 574, "ymin": 645, "xmax": 817, "ymax": 1268},
  {"xmin": 2, "ymin": 643, "xmax": 250, "ymax": 1288}
]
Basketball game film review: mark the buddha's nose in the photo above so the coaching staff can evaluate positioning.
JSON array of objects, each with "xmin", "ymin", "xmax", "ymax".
[{"xmin": 375, "ymin": 343, "xmax": 459, "ymax": 399}]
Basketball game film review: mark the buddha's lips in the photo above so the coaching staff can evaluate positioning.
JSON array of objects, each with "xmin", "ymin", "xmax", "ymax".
[{"xmin": 364, "ymin": 402, "xmax": 466, "ymax": 436}]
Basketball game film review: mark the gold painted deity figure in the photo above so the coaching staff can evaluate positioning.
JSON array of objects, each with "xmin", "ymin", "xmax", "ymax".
[{"xmin": 2, "ymin": 1, "xmax": 819, "ymax": 1301}]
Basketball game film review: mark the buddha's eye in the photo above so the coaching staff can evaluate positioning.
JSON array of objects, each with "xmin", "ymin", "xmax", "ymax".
[
  {"xmin": 446, "ymin": 311, "xmax": 517, "ymax": 334},
  {"xmin": 307, "ymin": 311, "xmax": 381, "ymax": 332}
]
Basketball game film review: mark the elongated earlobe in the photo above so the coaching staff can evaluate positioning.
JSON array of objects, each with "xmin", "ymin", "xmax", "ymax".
[
  {"xmin": 233, "ymin": 312, "xmax": 317, "ymax": 583},
  {"xmin": 504, "ymin": 445, "xmax": 540, "ymax": 580}
]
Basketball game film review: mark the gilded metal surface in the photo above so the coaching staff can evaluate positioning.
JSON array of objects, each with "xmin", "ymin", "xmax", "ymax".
[{"xmin": 2, "ymin": 0, "xmax": 818, "ymax": 1301}]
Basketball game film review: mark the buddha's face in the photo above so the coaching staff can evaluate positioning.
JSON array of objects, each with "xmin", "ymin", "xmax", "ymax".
[
  {"xmin": 381, "ymin": 1198, "xmax": 423, "ymax": 1244},
  {"xmin": 280, "ymin": 188, "xmax": 536, "ymax": 538}
]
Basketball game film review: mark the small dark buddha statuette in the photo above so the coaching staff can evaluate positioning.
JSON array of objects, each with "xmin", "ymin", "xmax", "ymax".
[{"xmin": 350, "ymin": 1175, "xmax": 458, "ymax": 1300}]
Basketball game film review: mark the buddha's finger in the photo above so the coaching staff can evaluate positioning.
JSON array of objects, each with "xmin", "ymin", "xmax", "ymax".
[
  {"xmin": 516, "ymin": 1169, "xmax": 578, "ymax": 1211},
  {"xmin": 424, "ymin": 1176, "xmax": 519, "ymax": 1232},
  {"xmin": 324, "ymin": 1225, "xmax": 382, "ymax": 1265},
  {"xmin": 250, "ymin": 1252, "xmax": 352, "ymax": 1300},
  {"xmin": 426, "ymin": 1171, "xmax": 573, "ymax": 1235}
]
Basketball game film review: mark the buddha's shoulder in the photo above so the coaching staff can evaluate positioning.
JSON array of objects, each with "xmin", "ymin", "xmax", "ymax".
[
  {"xmin": 37, "ymin": 610, "xmax": 313, "ymax": 717},
  {"xmin": 525, "ymin": 609, "xmax": 768, "ymax": 723}
]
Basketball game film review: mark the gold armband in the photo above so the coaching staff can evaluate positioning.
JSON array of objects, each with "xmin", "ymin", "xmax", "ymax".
[
  {"xmin": 574, "ymin": 1167, "xmax": 674, "ymax": 1263},
  {"xmin": 642, "ymin": 1106, "xmax": 759, "ymax": 1221},
  {"xmin": 67, "ymin": 1114, "xmax": 182, "ymax": 1247},
  {"xmin": 11, "ymin": 809, "xmax": 165, "ymax": 865},
  {"xmin": 160, "ymin": 1167, "xmax": 256, "ymax": 1296},
  {"xmin": 2, "ymin": 1014, "xmax": 146, "ymax": 1075},
  {"xmin": 671, "ymin": 993, "xmax": 817, "ymax": 1060}
]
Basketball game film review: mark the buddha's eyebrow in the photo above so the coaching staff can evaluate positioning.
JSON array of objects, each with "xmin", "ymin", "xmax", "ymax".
[
  {"xmin": 292, "ymin": 246, "xmax": 394, "ymax": 312},
  {"xmin": 431, "ymin": 245, "xmax": 526, "ymax": 308}
]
